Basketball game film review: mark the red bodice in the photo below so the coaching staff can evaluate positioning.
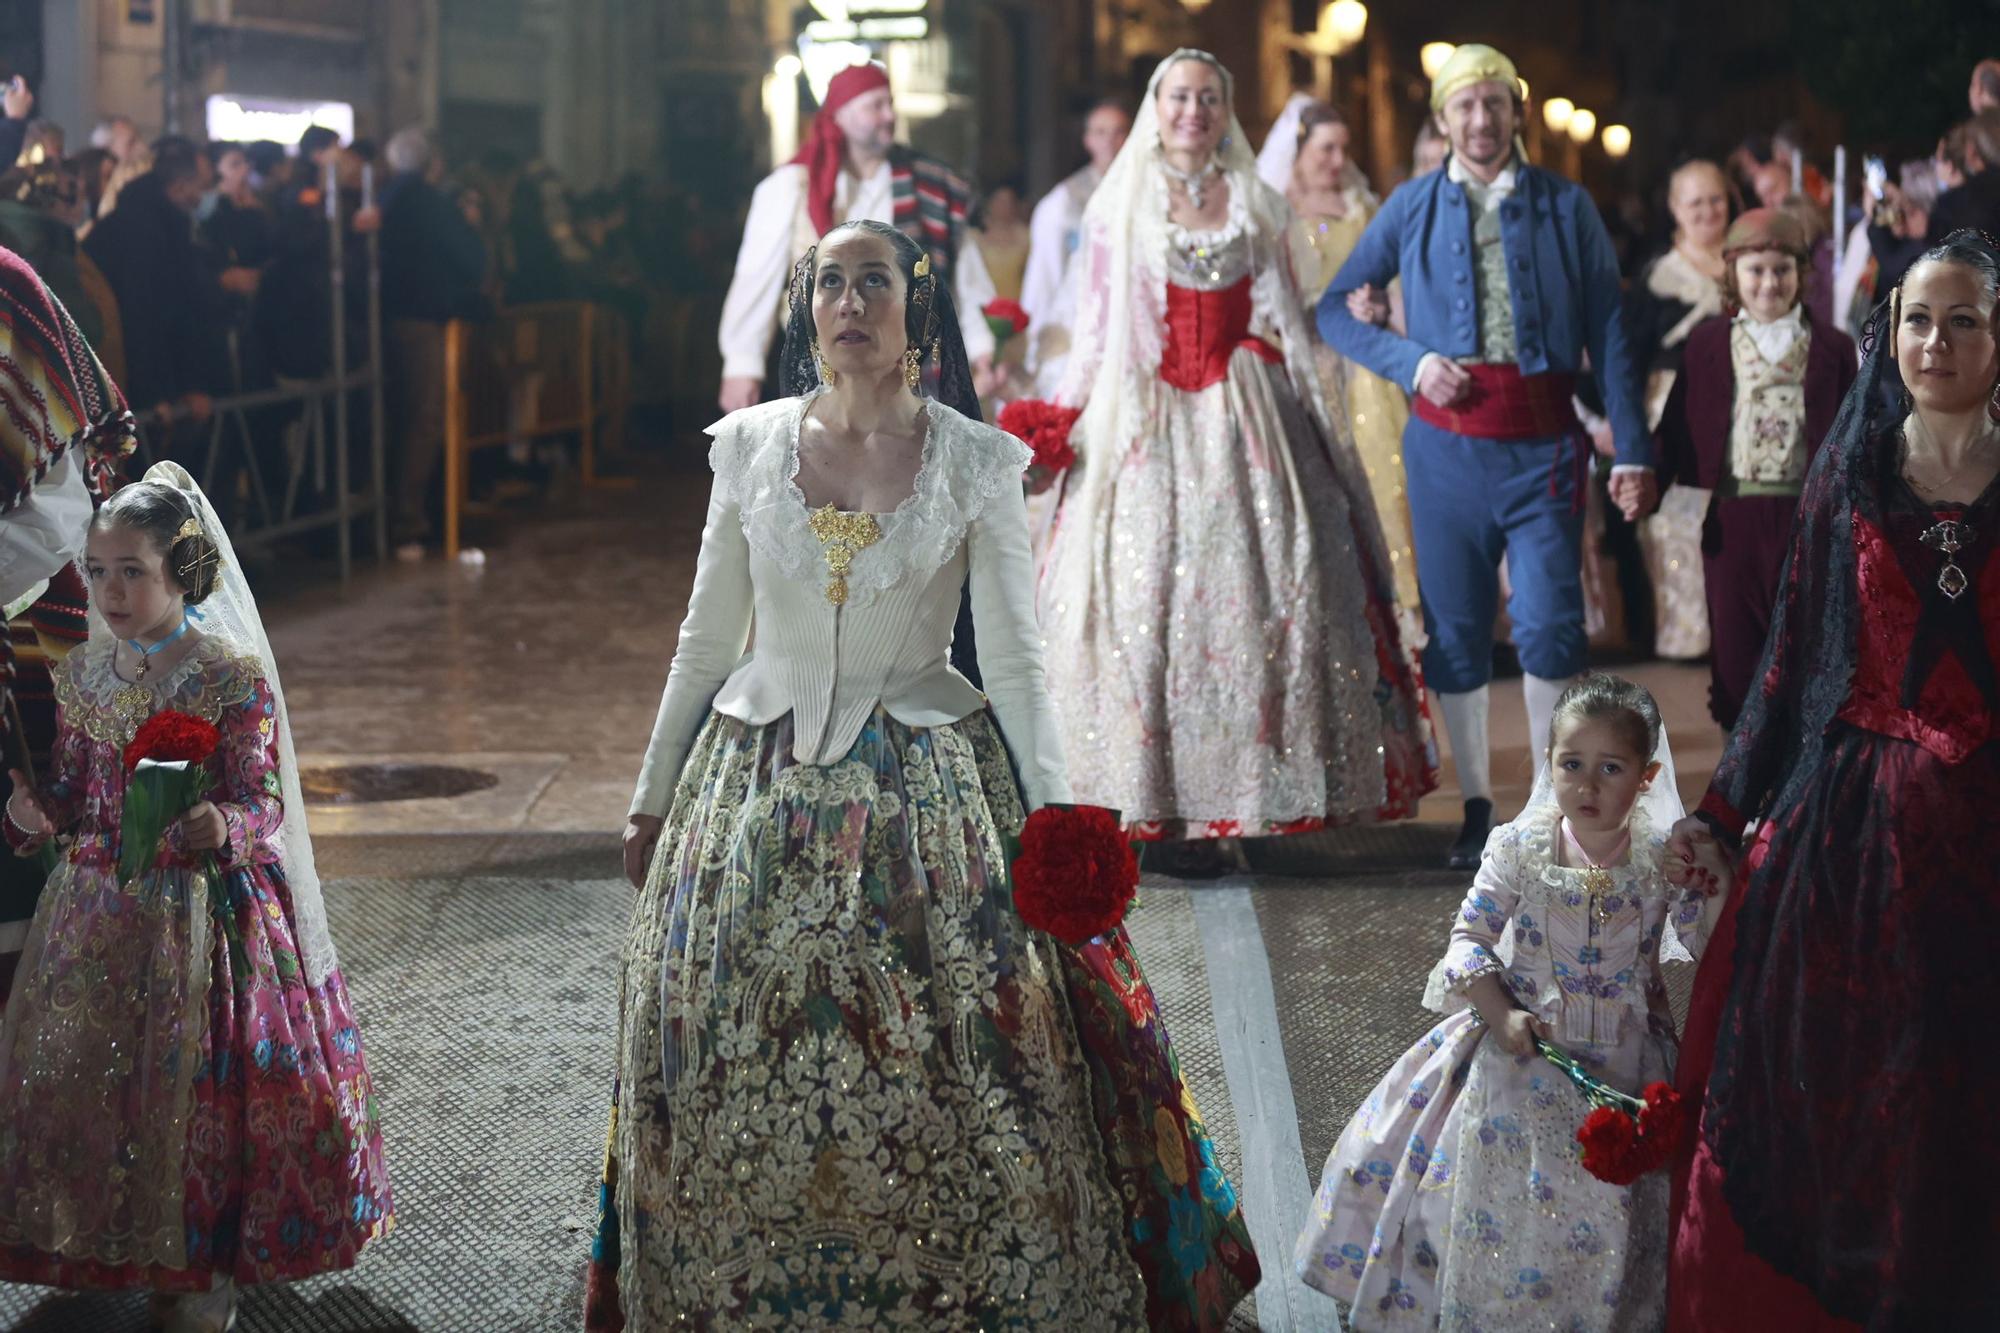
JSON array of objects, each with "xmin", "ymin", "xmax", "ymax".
[
  {"xmin": 1835, "ymin": 504, "xmax": 2000, "ymax": 762},
  {"xmin": 1158, "ymin": 277, "xmax": 1280, "ymax": 392}
]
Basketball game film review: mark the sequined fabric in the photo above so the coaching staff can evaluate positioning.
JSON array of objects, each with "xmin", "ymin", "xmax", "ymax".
[
  {"xmin": 1297, "ymin": 806, "xmax": 1704, "ymax": 1329},
  {"xmin": 1289, "ymin": 210, "xmax": 1420, "ymax": 615},
  {"xmin": 0, "ymin": 636, "xmax": 392, "ymax": 1287},
  {"xmin": 610, "ymin": 706, "xmax": 1170, "ymax": 1328},
  {"xmin": 1040, "ymin": 210, "xmax": 1435, "ymax": 840}
]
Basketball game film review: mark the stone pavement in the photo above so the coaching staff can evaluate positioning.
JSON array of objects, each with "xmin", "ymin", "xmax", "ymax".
[{"xmin": 0, "ymin": 452, "xmax": 1718, "ymax": 1332}]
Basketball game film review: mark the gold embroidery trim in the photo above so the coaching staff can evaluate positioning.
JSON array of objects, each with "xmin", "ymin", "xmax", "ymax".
[
  {"xmin": 805, "ymin": 505, "xmax": 882, "ymax": 606},
  {"xmin": 57, "ymin": 639, "xmax": 266, "ymax": 748}
]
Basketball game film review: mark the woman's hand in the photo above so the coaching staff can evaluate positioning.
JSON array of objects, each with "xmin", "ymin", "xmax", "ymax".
[
  {"xmin": 5, "ymin": 770, "xmax": 50, "ymax": 837},
  {"xmin": 1492, "ymin": 1008, "xmax": 1548, "ymax": 1057},
  {"xmin": 1024, "ymin": 464, "xmax": 1060, "ymax": 496},
  {"xmin": 178, "ymin": 802, "xmax": 228, "ymax": 852},
  {"xmin": 1346, "ymin": 284, "xmax": 1390, "ymax": 327},
  {"xmin": 623, "ymin": 814, "xmax": 663, "ymax": 890},
  {"xmin": 1667, "ymin": 816, "xmax": 1732, "ymax": 898}
]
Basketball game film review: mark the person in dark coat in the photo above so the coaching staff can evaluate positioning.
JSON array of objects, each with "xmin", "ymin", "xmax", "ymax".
[
  {"xmin": 1926, "ymin": 110, "xmax": 2000, "ymax": 244},
  {"xmin": 81, "ymin": 137, "xmax": 228, "ymax": 424},
  {"xmin": 1655, "ymin": 208, "xmax": 1858, "ymax": 729},
  {"xmin": 378, "ymin": 126, "xmax": 486, "ymax": 553}
]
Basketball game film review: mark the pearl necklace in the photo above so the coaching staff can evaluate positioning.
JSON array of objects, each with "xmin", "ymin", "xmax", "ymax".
[{"xmin": 1161, "ymin": 157, "xmax": 1221, "ymax": 212}]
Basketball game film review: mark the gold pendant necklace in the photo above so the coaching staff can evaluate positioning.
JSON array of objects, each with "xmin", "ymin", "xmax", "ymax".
[{"xmin": 1564, "ymin": 821, "xmax": 1628, "ymax": 924}]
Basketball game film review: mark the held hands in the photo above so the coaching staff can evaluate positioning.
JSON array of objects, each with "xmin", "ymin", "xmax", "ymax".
[
  {"xmin": 971, "ymin": 355, "xmax": 1009, "ymax": 400},
  {"xmin": 1346, "ymin": 284, "xmax": 1391, "ymax": 328},
  {"xmin": 1666, "ymin": 815, "xmax": 1733, "ymax": 900},
  {"xmin": 1609, "ymin": 468, "xmax": 1659, "ymax": 523},
  {"xmin": 178, "ymin": 802, "xmax": 228, "ymax": 852},
  {"xmin": 5, "ymin": 770, "xmax": 50, "ymax": 838},
  {"xmin": 1416, "ymin": 357, "xmax": 1474, "ymax": 409},
  {"xmin": 623, "ymin": 814, "xmax": 663, "ymax": 890}
]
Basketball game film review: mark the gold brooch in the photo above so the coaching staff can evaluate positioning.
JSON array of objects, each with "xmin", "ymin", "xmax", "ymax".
[{"xmin": 806, "ymin": 505, "xmax": 881, "ymax": 605}]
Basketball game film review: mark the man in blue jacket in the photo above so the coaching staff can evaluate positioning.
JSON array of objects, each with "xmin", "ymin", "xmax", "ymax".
[{"xmin": 1318, "ymin": 44, "xmax": 1656, "ymax": 868}]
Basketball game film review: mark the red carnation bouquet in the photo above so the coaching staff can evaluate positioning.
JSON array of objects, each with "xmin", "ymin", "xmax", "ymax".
[
  {"xmin": 982, "ymin": 297, "xmax": 1030, "ymax": 353},
  {"xmin": 1536, "ymin": 1037, "xmax": 1688, "ymax": 1185},
  {"xmin": 119, "ymin": 710, "xmax": 222, "ymax": 887},
  {"xmin": 996, "ymin": 398, "xmax": 1081, "ymax": 476},
  {"xmin": 1009, "ymin": 804, "xmax": 1138, "ymax": 945}
]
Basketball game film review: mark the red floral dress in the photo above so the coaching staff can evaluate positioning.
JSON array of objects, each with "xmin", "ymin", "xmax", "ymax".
[{"xmin": 0, "ymin": 636, "xmax": 392, "ymax": 1291}]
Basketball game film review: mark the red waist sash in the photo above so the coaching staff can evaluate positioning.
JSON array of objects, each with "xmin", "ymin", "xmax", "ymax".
[
  {"xmin": 1412, "ymin": 363, "xmax": 1579, "ymax": 440},
  {"xmin": 1159, "ymin": 277, "xmax": 1282, "ymax": 392}
]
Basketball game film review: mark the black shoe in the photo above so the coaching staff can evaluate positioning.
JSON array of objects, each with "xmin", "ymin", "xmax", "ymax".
[
  {"xmin": 1140, "ymin": 839, "xmax": 1230, "ymax": 880},
  {"xmin": 1447, "ymin": 798, "xmax": 1494, "ymax": 870}
]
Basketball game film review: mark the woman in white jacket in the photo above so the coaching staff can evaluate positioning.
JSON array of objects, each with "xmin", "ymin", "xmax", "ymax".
[{"xmin": 588, "ymin": 220, "xmax": 1259, "ymax": 1331}]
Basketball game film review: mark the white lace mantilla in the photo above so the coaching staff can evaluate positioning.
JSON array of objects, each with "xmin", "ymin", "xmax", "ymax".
[{"xmin": 707, "ymin": 393, "xmax": 1030, "ymax": 608}]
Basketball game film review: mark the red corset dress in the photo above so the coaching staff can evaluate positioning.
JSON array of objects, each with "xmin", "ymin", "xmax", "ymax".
[
  {"xmin": 1671, "ymin": 471, "xmax": 2000, "ymax": 1331},
  {"xmin": 1157, "ymin": 277, "xmax": 1280, "ymax": 392}
]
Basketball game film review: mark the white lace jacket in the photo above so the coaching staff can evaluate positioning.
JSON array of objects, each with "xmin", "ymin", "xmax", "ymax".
[{"xmin": 630, "ymin": 394, "xmax": 1070, "ymax": 819}]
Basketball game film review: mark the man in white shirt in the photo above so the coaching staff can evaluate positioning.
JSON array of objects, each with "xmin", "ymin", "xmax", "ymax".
[
  {"xmin": 1019, "ymin": 100, "xmax": 1129, "ymax": 391},
  {"xmin": 717, "ymin": 63, "xmax": 998, "ymax": 413}
]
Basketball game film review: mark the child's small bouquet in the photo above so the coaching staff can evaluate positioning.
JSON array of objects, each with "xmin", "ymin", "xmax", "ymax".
[
  {"xmin": 996, "ymin": 398, "xmax": 1081, "ymax": 477},
  {"xmin": 1536, "ymin": 1036, "xmax": 1688, "ymax": 1185},
  {"xmin": 119, "ymin": 710, "xmax": 221, "ymax": 887},
  {"xmin": 1008, "ymin": 804, "xmax": 1137, "ymax": 945},
  {"xmin": 982, "ymin": 298, "xmax": 1031, "ymax": 356}
]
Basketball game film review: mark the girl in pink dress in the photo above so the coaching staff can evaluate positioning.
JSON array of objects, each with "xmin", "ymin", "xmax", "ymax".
[{"xmin": 0, "ymin": 464, "xmax": 391, "ymax": 1332}]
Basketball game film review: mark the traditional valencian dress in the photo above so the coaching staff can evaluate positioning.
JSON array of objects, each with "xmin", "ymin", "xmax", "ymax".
[
  {"xmin": 1671, "ymin": 396, "xmax": 2000, "ymax": 1330},
  {"xmin": 589, "ymin": 394, "xmax": 1258, "ymax": 1329},
  {"xmin": 1040, "ymin": 62, "xmax": 1433, "ymax": 843},
  {"xmin": 1290, "ymin": 195, "xmax": 1420, "ymax": 620},
  {"xmin": 1295, "ymin": 802, "xmax": 1708, "ymax": 1330},
  {"xmin": 0, "ymin": 631, "xmax": 392, "ymax": 1291}
]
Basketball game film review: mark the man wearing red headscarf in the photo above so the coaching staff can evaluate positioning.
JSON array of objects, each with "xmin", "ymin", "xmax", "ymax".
[{"xmin": 716, "ymin": 63, "xmax": 997, "ymax": 413}]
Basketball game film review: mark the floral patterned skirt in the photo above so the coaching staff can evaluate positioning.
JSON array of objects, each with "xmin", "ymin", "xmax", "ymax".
[
  {"xmin": 1295, "ymin": 1010, "xmax": 1670, "ymax": 1331},
  {"xmin": 0, "ymin": 857, "xmax": 392, "ymax": 1290},
  {"xmin": 587, "ymin": 707, "xmax": 1257, "ymax": 1330}
]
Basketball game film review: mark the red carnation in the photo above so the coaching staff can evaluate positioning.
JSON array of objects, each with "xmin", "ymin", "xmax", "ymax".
[
  {"xmin": 996, "ymin": 398, "xmax": 1081, "ymax": 476},
  {"xmin": 1577, "ymin": 1105, "xmax": 1643, "ymax": 1184},
  {"xmin": 982, "ymin": 298, "xmax": 1030, "ymax": 336},
  {"xmin": 1633, "ymin": 1082, "xmax": 1687, "ymax": 1166},
  {"xmin": 123, "ymin": 710, "xmax": 222, "ymax": 775},
  {"xmin": 1010, "ymin": 804, "xmax": 1138, "ymax": 945}
]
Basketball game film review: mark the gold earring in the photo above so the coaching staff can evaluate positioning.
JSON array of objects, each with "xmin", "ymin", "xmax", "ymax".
[
  {"xmin": 814, "ymin": 343, "xmax": 838, "ymax": 387},
  {"xmin": 903, "ymin": 345, "xmax": 923, "ymax": 390}
]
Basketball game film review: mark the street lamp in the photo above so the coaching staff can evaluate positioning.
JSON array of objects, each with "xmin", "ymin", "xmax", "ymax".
[
  {"xmin": 1542, "ymin": 96, "xmax": 1574, "ymax": 133},
  {"xmin": 1327, "ymin": 1, "xmax": 1368, "ymax": 49},
  {"xmin": 1420, "ymin": 42, "xmax": 1456, "ymax": 79},
  {"xmin": 1566, "ymin": 107, "xmax": 1597, "ymax": 144},
  {"xmin": 1601, "ymin": 124, "xmax": 1632, "ymax": 159}
]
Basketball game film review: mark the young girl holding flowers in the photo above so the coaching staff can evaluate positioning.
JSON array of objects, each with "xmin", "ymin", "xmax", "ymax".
[
  {"xmin": 0, "ymin": 463, "xmax": 390, "ymax": 1332},
  {"xmin": 1295, "ymin": 674, "xmax": 1728, "ymax": 1329}
]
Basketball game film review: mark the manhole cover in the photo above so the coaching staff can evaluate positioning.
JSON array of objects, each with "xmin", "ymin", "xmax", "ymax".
[{"xmin": 301, "ymin": 763, "xmax": 502, "ymax": 805}]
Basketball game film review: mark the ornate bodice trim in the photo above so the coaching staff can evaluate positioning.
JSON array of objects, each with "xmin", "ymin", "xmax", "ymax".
[{"xmin": 57, "ymin": 633, "xmax": 266, "ymax": 749}]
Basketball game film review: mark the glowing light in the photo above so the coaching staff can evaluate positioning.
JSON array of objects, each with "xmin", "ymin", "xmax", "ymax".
[
  {"xmin": 204, "ymin": 94, "xmax": 353, "ymax": 149},
  {"xmin": 774, "ymin": 54, "xmax": 803, "ymax": 82},
  {"xmin": 799, "ymin": 42, "xmax": 874, "ymax": 102},
  {"xmin": 1566, "ymin": 107, "xmax": 1597, "ymax": 144},
  {"xmin": 1420, "ymin": 42, "xmax": 1456, "ymax": 79},
  {"xmin": 1542, "ymin": 97, "xmax": 1573, "ymax": 132},
  {"xmin": 1327, "ymin": 1, "xmax": 1368, "ymax": 48},
  {"xmin": 1601, "ymin": 124, "xmax": 1632, "ymax": 159}
]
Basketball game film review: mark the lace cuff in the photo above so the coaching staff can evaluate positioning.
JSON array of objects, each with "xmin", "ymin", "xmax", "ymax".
[{"xmin": 1420, "ymin": 943, "xmax": 1505, "ymax": 1015}]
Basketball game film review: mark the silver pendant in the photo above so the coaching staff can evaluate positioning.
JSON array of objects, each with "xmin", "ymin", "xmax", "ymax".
[{"xmin": 1921, "ymin": 518, "xmax": 1977, "ymax": 601}]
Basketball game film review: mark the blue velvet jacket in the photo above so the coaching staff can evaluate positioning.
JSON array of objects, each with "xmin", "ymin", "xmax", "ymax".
[{"xmin": 1315, "ymin": 160, "xmax": 1653, "ymax": 469}]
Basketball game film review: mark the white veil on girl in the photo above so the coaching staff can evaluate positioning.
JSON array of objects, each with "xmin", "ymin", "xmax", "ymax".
[{"xmin": 91, "ymin": 461, "xmax": 337, "ymax": 985}]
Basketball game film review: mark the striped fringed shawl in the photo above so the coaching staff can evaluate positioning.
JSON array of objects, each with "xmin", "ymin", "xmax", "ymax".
[
  {"xmin": 889, "ymin": 148, "xmax": 974, "ymax": 280},
  {"xmin": 0, "ymin": 245, "xmax": 135, "ymax": 512}
]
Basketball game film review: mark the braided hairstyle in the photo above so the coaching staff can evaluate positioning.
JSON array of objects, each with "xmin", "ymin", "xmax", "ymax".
[
  {"xmin": 91, "ymin": 481, "xmax": 225, "ymax": 604},
  {"xmin": 775, "ymin": 219, "xmax": 984, "ymax": 423}
]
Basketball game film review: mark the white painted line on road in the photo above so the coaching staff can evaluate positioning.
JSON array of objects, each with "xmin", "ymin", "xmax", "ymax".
[{"xmin": 1193, "ymin": 881, "xmax": 1342, "ymax": 1333}]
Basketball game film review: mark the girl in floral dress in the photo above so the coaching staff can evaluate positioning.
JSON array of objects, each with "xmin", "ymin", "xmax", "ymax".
[
  {"xmin": 1295, "ymin": 675, "xmax": 1724, "ymax": 1330},
  {"xmin": 0, "ymin": 464, "xmax": 392, "ymax": 1332}
]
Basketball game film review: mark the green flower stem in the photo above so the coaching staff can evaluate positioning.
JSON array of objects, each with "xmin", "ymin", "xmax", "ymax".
[{"xmin": 1535, "ymin": 1035, "xmax": 1645, "ymax": 1116}]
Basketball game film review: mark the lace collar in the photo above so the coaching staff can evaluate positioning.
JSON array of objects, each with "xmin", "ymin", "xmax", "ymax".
[
  {"xmin": 1515, "ymin": 802, "xmax": 1669, "ymax": 900},
  {"xmin": 709, "ymin": 394, "xmax": 1030, "ymax": 608},
  {"xmin": 58, "ymin": 631, "xmax": 266, "ymax": 747}
]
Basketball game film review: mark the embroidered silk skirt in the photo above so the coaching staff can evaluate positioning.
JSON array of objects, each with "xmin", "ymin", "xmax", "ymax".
[{"xmin": 591, "ymin": 706, "xmax": 1258, "ymax": 1330}]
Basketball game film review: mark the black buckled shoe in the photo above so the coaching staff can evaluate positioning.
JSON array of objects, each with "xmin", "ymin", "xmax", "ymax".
[{"xmin": 1447, "ymin": 798, "xmax": 1494, "ymax": 870}]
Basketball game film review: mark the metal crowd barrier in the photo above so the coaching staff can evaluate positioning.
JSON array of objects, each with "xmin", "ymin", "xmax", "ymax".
[
  {"xmin": 136, "ymin": 158, "xmax": 388, "ymax": 582},
  {"xmin": 441, "ymin": 299, "xmax": 634, "ymax": 559}
]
